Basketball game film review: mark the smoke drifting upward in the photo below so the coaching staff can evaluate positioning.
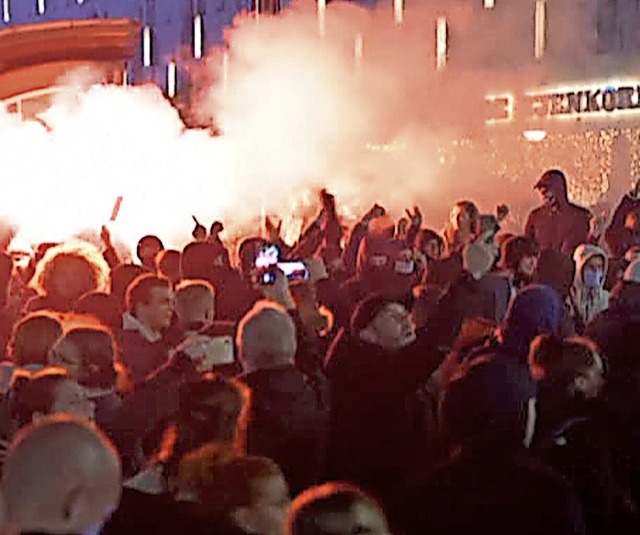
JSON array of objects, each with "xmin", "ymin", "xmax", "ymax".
[{"xmin": 0, "ymin": 0, "xmax": 593, "ymax": 251}]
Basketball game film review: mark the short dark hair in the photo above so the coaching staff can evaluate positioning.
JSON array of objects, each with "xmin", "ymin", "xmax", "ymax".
[
  {"xmin": 110, "ymin": 263, "xmax": 146, "ymax": 303},
  {"xmin": 74, "ymin": 291, "xmax": 122, "ymax": 331},
  {"xmin": 54, "ymin": 325, "xmax": 120, "ymax": 390},
  {"xmin": 136, "ymin": 235, "xmax": 164, "ymax": 262},
  {"xmin": 289, "ymin": 483, "xmax": 381, "ymax": 535},
  {"xmin": 156, "ymin": 249, "xmax": 181, "ymax": 279},
  {"xmin": 11, "ymin": 369, "xmax": 69, "ymax": 428},
  {"xmin": 125, "ymin": 274, "xmax": 171, "ymax": 314},
  {"xmin": 501, "ymin": 236, "xmax": 538, "ymax": 271}
]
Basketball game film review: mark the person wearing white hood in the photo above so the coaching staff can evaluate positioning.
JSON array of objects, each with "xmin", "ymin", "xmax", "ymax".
[{"xmin": 570, "ymin": 244, "xmax": 610, "ymax": 332}]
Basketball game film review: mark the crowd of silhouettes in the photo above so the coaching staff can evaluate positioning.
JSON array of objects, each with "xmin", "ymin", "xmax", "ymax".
[{"xmin": 1, "ymin": 171, "xmax": 640, "ymax": 534}]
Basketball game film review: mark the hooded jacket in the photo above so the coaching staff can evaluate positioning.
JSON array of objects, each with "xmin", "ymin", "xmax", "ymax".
[
  {"xmin": 570, "ymin": 245, "xmax": 609, "ymax": 330},
  {"xmin": 585, "ymin": 280, "xmax": 640, "ymax": 365},
  {"xmin": 525, "ymin": 172, "xmax": 592, "ymax": 256},
  {"xmin": 605, "ymin": 192, "xmax": 640, "ymax": 257}
]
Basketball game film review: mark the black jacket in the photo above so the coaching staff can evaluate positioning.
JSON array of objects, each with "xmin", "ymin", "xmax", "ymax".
[
  {"xmin": 324, "ymin": 329, "xmax": 443, "ymax": 500},
  {"xmin": 525, "ymin": 173, "xmax": 591, "ymax": 255},
  {"xmin": 239, "ymin": 365, "xmax": 330, "ymax": 495},
  {"xmin": 605, "ymin": 194, "xmax": 640, "ymax": 257},
  {"xmin": 586, "ymin": 282, "xmax": 640, "ymax": 364},
  {"xmin": 394, "ymin": 446, "xmax": 586, "ymax": 535}
]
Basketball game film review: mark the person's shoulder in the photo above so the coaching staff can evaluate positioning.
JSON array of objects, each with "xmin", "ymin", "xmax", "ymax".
[
  {"xmin": 568, "ymin": 203, "xmax": 591, "ymax": 218},
  {"xmin": 528, "ymin": 205, "xmax": 547, "ymax": 217}
]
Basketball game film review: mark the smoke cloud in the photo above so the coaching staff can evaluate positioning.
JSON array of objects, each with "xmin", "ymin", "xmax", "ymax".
[{"xmin": 0, "ymin": 0, "xmax": 601, "ymax": 251}]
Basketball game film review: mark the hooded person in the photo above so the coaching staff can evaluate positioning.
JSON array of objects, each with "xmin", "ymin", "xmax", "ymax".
[
  {"xmin": 446, "ymin": 285, "xmax": 565, "ymax": 391},
  {"xmin": 394, "ymin": 352, "xmax": 586, "ymax": 535},
  {"xmin": 585, "ymin": 258, "xmax": 640, "ymax": 363},
  {"xmin": 337, "ymin": 232, "xmax": 418, "ymax": 327},
  {"xmin": 570, "ymin": 244, "xmax": 609, "ymax": 333},
  {"xmin": 605, "ymin": 182, "xmax": 640, "ymax": 258},
  {"xmin": 525, "ymin": 170, "xmax": 592, "ymax": 256}
]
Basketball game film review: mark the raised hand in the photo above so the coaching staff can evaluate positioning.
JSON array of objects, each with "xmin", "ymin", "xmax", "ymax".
[
  {"xmin": 496, "ymin": 204, "xmax": 510, "ymax": 221},
  {"xmin": 265, "ymin": 216, "xmax": 283, "ymax": 243},
  {"xmin": 405, "ymin": 206, "xmax": 423, "ymax": 227},
  {"xmin": 100, "ymin": 225, "xmax": 112, "ymax": 247},
  {"xmin": 590, "ymin": 211, "xmax": 609, "ymax": 238}
]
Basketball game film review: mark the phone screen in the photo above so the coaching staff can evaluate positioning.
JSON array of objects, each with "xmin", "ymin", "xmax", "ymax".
[
  {"xmin": 255, "ymin": 245, "xmax": 279, "ymax": 268},
  {"xmin": 183, "ymin": 335, "xmax": 235, "ymax": 372},
  {"xmin": 278, "ymin": 261, "xmax": 310, "ymax": 281}
]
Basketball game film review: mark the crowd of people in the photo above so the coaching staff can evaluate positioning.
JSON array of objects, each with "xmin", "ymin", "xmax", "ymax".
[{"xmin": 1, "ymin": 168, "xmax": 640, "ymax": 534}]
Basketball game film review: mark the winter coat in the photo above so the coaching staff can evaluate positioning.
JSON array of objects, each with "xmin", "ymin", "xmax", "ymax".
[
  {"xmin": 324, "ymin": 328, "xmax": 443, "ymax": 501},
  {"xmin": 605, "ymin": 194, "xmax": 640, "ymax": 257},
  {"xmin": 394, "ymin": 446, "xmax": 586, "ymax": 535},
  {"xmin": 586, "ymin": 282, "xmax": 640, "ymax": 363},
  {"xmin": 238, "ymin": 365, "xmax": 330, "ymax": 495},
  {"xmin": 525, "ymin": 172, "xmax": 591, "ymax": 255}
]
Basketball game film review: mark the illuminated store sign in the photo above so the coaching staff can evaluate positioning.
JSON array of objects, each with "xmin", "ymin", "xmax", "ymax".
[{"xmin": 486, "ymin": 82, "xmax": 640, "ymax": 124}]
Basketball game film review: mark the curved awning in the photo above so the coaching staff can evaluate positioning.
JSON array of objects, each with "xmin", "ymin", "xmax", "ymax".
[{"xmin": 0, "ymin": 18, "xmax": 140, "ymax": 101}]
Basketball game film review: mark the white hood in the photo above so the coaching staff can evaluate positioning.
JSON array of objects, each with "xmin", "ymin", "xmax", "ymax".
[{"xmin": 571, "ymin": 244, "xmax": 609, "ymax": 325}]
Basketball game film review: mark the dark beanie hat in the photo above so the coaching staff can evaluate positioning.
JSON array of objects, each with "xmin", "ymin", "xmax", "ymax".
[
  {"xmin": 441, "ymin": 356, "xmax": 536, "ymax": 446},
  {"xmin": 350, "ymin": 295, "xmax": 396, "ymax": 334},
  {"xmin": 501, "ymin": 236, "xmax": 538, "ymax": 271}
]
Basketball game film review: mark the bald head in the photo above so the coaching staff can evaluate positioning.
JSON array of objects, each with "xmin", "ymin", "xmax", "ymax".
[
  {"xmin": 237, "ymin": 301, "xmax": 297, "ymax": 373},
  {"xmin": 2, "ymin": 416, "xmax": 121, "ymax": 535}
]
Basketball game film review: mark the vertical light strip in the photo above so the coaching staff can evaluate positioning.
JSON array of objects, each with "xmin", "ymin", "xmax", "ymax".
[
  {"xmin": 255, "ymin": 0, "xmax": 260, "ymax": 23},
  {"xmin": 194, "ymin": 14, "xmax": 203, "ymax": 59},
  {"xmin": 534, "ymin": 0, "xmax": 546, "ymax": 59},
  {"xmin": 436, "ymin": 17, "xmax": 448, "ymax": 71},
  {"xmin": 354, "ymin": 34, "xmax": 364, "ymax": 71},
  {"xmin": 318, "ymin": 0, "xmax": 326, "ymax": 37},
  {"xmin": 483, "ymin": 0, "xmax": 495, "ymax": 8},
  {"xmin": 222, "ymin": 51, "xmax": 229, "ymax": 93},
  {"xmin": 143, "ymin": 26, "xmax": 152, "ymax": 67},
  {"xmin": 167, "ymin": 60, "xmax": 177, "ymax": 98},
  {"xmin": 393, "ymin": 0, "xmax": 403, "ymax": 26},
  {"xmin": 122, "ymin": 67, "xmax": 129, "ymax": 86},
  {"xmin": 37, "ymin": 0, "xmax": 45, "ymax": 15},
  {"xmin": 2, "ymin": 0, "xmax": 9, "ymax": 23}
]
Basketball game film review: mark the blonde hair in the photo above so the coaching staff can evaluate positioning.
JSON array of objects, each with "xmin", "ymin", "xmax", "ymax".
[
  {"xmin": 175, "ymin": 280, "xmax": 215, "ymax": 324},
  {"xmin": 31, "ymin": 241, "xmax": 109, "ymax": 297}
]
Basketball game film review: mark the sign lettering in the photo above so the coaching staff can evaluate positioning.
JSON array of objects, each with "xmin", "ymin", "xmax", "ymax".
[{"xmin": 486, "ymin": 83, "xmax": 640, "ymax": 124}]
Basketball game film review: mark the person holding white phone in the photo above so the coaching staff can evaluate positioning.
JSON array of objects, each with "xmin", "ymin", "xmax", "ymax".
[{"xmin": 173, "ymin": 280, "xmax": 237, "ymax": 375}]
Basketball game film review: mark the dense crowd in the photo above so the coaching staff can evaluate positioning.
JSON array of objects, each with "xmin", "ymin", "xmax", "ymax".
[{"xmin": 2, "ymin": 168, "xmax": 640, "ymax": 535}]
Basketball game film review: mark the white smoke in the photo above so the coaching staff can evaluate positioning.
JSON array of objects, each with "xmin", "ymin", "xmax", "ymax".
[{"xmin": 0, "ymin": 0, "xmax": 596, "ymax": 252}]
